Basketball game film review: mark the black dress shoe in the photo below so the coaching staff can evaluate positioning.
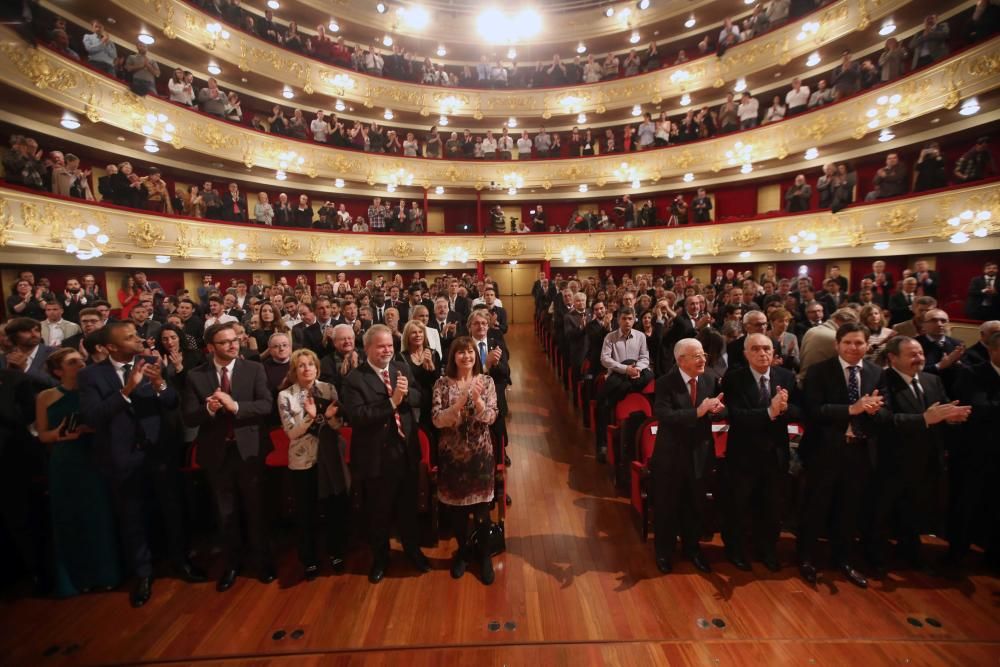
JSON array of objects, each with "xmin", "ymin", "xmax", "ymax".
[
  {"xmin": 130, "ymin": 576, "xmax": 152, "ymax": 608},
  {"xmin": 405, "ymin": 548, "xmax": 431, "ymax": 573},
  {"xmin": 329, "ymin": 555, "xmax": 346, "ymax": 573},
  {"xmin": 761, "ymin": 554, "xmax": 781, "ymax": 573},
  {"xmin": 368, "ymin": 558, "xmax": 387, "ymax": 584},
  {"xmin": 258, "ymin": 564, "xmax": 277, "ymax": 584},
  {"xmin": 303, "ymin": 564, "xmax": 320, "ymax": 581},
  {"xmin": 504, "ymin": 454, "xmax": 512, "ymax": 467},
  {"xmin": 480, "ymin": 552, "xmax": 495, "ymax": 586},
  {"xmin": 838, "ymin": 563, "xmax": 868, "ymax": 589},
  {"xmin": 725, "ymin": 549, "xmax": 752, "ymax": 572},
  {"xmin": 216, "ymin": 568, "xmax": 239, "ymax": 593},
  {"xmin": 450, "ymin": 552, "xmax": 467, "ymax": 579},
  {"xmin": 655, "ymin": 556, "xmax": 673, "ymax": 574},
  {"xmin": 174, "ymin": 561, "xmax": 208, "ymax": 583},
  {"xmin": 689, "ymin": 552, "xmax": 712, "ymax": 573},
  {"xmin": 799, "ymin": 561, "xmax": 818, "ymax": 584}
]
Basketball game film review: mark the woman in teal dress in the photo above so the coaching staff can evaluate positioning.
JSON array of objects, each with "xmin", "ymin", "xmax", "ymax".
[{"xmin": 36, "ymin": 348, "xmax": 121, "ymax": 597}]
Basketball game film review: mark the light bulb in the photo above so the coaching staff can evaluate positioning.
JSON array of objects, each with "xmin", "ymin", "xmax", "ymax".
[
  {"xmin": 683, "ymin": 173, "xmax": 694, "ymax": 182},
  {"xmin": 631, "ymin": 105, "xmax": 642, "ymax": 116},
  {"xmin": 684, "ymin": 16, "xmax": 696, "ymax": 29},
  {"xmin": 96, "ymin": 234, "xmax": 109, "ymax": 245},
  {"xmin": 60, "ymin": 112, "xmax": 80, "ymax": 130},
  {"xmin": 629, "ymin": 32, "xmax": 640, "ymax": 44},
  {"xmin": 873, "ymin": 241, "xmax": 890, "ymax": 250},
  {"xmin": 507, "ymin": 47, "xmax": 517, "ymax": 60},
  {"xmin": 328, "ymin": 20, "xmax": 340, "ymax": 32},
  {"xmin": 334, "ymin": 178, "xmax": 345, "ymax": 188},
  {"xmin": 155, "ymin": 255, "xmax": 171, "ymax": 264},
  {"xmin": 86, "ymin": 224, "xmax": 99, "ymax": 235},
  {"xmin": 806, "ymin": 52, "xmax": 820, "ymax": 67},
  {"xmin": 282, "ymin": 86, "xmax": 294, "ymax": 99},
  {"xmin": 73, "ymin": 228, "xmax": 86, "ymax": 239},
  {"xmin": 384, "ymin": 109, "xmax": 394, "ymax": 120},
  {"xmin": 334, "ymin": 99, "xmax": 345, "ymax": 111},
  {"xmin": 680, "ymin": 93, "xmax": 691, "ymax": 106},
  {"xmin": 734, "ymin": 78, "xmax": 747, "ymax": 92},
  {"xmin": 804, "ymin": 147, "xmax": 819, "ymax": 160},
  {"xmin": 576, "ymin": 43, "xmax": 586, "ymax": 54},
  {"xmin": 382, "ymin": 35, "xmax": 393, "ymax": 47},
  {"xmin": 577, "ymin": 112, "xmax": 587, "ymax": 123},
  {"xmin": 879, "ymin": 21, "xmax": 895, "ymax": 36},
  {"xmin": 579, "ymin": 184, "xmax": 588, "ymax": 192},
  {"xmin": 435, "ymin": 186, "xmax": 444, "ymax": 194},
  {"xmin": 276, "ymin": 170, "xmax": 287, "ymax": 180},
  {"xmin": 436, "ymin": 45, "xmax": 446, "ymax": 57},
  {"xmin": 207, "ymin": 63, "xmax": 221, "ymax": 75},
  {"xmin": 138, "ymin": 33, "xmax": 154, "ymax": 45}
]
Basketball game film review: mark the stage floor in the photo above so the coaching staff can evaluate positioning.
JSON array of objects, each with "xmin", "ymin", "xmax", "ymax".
[{"xmin": 1, "ymin": 325, "xmax": 998, "ymax": 666}]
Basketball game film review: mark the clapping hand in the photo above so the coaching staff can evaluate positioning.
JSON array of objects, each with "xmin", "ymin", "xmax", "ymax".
[
  {"xmin": 391, "ymin": 373, "xmax": 408, "ymax": 405},
  {"xmin": 211, "ymin": 388, "xmax": 237, "ymax": 413},
  {"xmin": 303, "ymin": 393, "xmax": 317, "ymax": 419},
  {"xmin": 938, "ymin": 345, "xmax": 965, "ymax": 370},
  {"xmin": 486, "ymin": 346, "xmax": 502, "ymax": 370},
  {"xmin": 421, "ymin": 348, "xmax": 435, "ymax": 371},
  {"xmin": 770, "ymin": 387, "xmax": 789, "ymax": 416},
  {"xmin": 850, "ymin": 389, "xmax": 885, "ymax": 415},
  {"xmin": 697, "ymin": 392, "xmax": 726, "ymax": 417},
  {"xmin": 924, "ymin": 400, "xmax": 971, "ymax": 426}
]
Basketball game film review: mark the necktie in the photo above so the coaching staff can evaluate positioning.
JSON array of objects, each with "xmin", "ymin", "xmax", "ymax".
[
  {"xmin": 847, "ymin": 365, "xmax": 866, "ymax": 438},
  {"xmin": 380, "ymin": 369, "xmax": 405, "ymax": 438},
  {"xmin": 688, "ymin": 377, "xmax": 697, "ymax": 407},
  {"xmin": 120, "ymin": 362, "xmax": 132, "ymax": 386},
  {"xmin": 907, "ymin": 293, "xmax": 913, "ymax": 304},
  {"xmin": 479, "ymin": 341, "xmax": 487, "ymax": 367},
  {"xmin": 219, "ymin": 366, "xmax": 235, "ymax": 440},
  {"xmin": 759, "ymin": 375, "xmax": 770, "ymax": 407},
  {"xmin": 911, "ymin": 377, "xmax": 926, "ymax": 407}
]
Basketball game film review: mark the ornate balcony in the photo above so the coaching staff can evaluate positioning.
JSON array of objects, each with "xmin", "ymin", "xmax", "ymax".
[{"xmin": 1, "ymin": 182, "xmax": 996, "ymax": 269}]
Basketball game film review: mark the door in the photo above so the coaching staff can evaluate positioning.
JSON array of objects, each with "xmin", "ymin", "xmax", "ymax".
[{"xmin": 485, "ymin": 262, "xmax": 539, "ymax": 324}]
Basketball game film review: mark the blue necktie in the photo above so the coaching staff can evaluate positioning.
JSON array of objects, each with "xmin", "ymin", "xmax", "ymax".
[
  {"xmin": 479, "ymin": 341, "xmax": 487, "ymax": 367},
  {"xmin": 847, "ymin": 365, "xmax": 866, "ymax": 437}
]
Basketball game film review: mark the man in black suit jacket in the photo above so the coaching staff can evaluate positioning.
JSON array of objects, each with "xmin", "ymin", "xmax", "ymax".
[
  {"xmin": 220, "ymin": 183, "xmax": 248, "ymax": 222},
  {"xmin": 799, "ymin": 323, "xmax": 891, "ymax": 588},
  {"xmin": 869, "ymin": 336, "xmax": 970, "ymax": 576},
  {"xmin": 481, "ymin": 286, "xmax": 508, "ymax": 336},
  {"xmin": 864, "ymin": 260, "xmax": 895, "ymax": 307},
  {"xmin": 965, "ymin": 261, "xmax": 999, "ymax": 321},
  {"xmin": 888, "ymin": 277, "xmax": 920, "ymax": 326},
  {"xmin": 912, "ymin": 260, "xmax": 940, "ymax": 298},
  {"xmin": 659, "ymin": 295, "xmax": 713, "ymax": 373},
  {"xmin": 340, "ymin": 324, "xmax": 430, "ymax": 584},
  {"xmin": 725, "ymin": 310, "xmax": 768, "ymax": 373},
  {"xmin": 292, "ymin": 302, "xmax": 325, "ymax": 357},
  {"xmin": 916, "ymin": 309, "xmax": 965, "ymax": 392},
  {"xmin": 468, "ymin": 309, "xmax": 512, "ymax": 441},
  {"xmin": 947, "ymin": 332, "xmax": 1000, "ymax": 571},
  {"xmin": 584, "ymin": 301, "xmax": 613, "ymax": 376},
  {"xmin": 650, "ymin": 337, "xmax": 727, "ymax": 574},
  {"xmin": 80, "ymin": 322, "xmax": 204, "ymax": 607},
  {"xmin": 721, "ymin": 334, "xmax": 801, "ymax": 572},
  {"xmin": 430, "ymin": 298, "xmax": 462, "ymax": 355},
  {"xmin": 182, "ymin": 322, "xmax": 275, "ymax": 592},
  {"xmin": 176, "ymin": 299, "xmax": 205, "ymax": 347},
  {"xmin": 962, "ymin": 320, "xmax": 1000, "ymax": 367},
  {"xmin": 563, "ymin": 293, "xmax": 590, "ymax": 377}
]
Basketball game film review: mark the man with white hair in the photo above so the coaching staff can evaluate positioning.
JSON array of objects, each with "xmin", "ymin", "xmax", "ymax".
[
  {"xmin": 726, "ymin": 310, "xmax": 768, "ymax": 372},
  {"xmin": 962, "ymin": 320, "xmax": 1000, "ymax": 367},
  {"xmin": 721, "ymin": 333, "xmax": 800, "ymax": 572},
  {"xmin": 650, "ymin": 337, "xmax": 726, "ymax": 574}
]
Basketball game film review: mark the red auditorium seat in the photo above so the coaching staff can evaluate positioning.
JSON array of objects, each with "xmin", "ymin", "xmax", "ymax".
[
  {"xmin": 588, "ymin": 372, "xmax": 607, "ymax": 433},
  {"xmin": 630, "ymin": 418, "xmax": 658, "ymax": 541},
  {"xmin": 606, "ymin": 392, "xmax": 652, "ymax": 471},
  {"xmin": 417, "ymin": 427, "xmax": 439, "ymax": 534},
  {"xmin": 266, "ymin": 428, "xmax": 290, "ymax": 468}
]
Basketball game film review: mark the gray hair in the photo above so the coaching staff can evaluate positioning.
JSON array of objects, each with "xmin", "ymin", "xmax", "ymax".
[
  {"xmin": 673, "ymin": 337, "xmax": 703, "ymax": 361},
  {"xmin": 830, "ymin": 308, "xmax": 859, "ymax": 325},
  {"xmin": 743, "ymin": 332, "xmax": 772, "ymax": 351},
  {"xmin": 363, "ymin": 323, "xmax": 392, "ymax": 348},
  {"xmin": 742, "ymin": 310, "xmax": 767, "ymax": 325}
]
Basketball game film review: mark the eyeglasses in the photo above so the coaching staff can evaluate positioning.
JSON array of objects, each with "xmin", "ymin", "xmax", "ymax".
[{"xmin": 681, "ymin": 353, "xmax": 708, "ymax": 361}]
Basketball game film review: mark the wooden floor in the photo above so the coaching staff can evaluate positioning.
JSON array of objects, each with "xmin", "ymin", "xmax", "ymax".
[{"xmin": 2, "ymin": 324, "xmax": 998, "ymax": 666}]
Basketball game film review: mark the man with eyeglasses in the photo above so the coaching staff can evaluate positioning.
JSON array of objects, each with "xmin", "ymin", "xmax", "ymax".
[
  {"xmin": 916, "ymin": 309, "xmax": 965, "ymax": 391},
  {"xmin": 182, "ymin": 323, "xmax": 275, "ymax": 593},
  {"xmin": 651, "ymin": 338, "xmax": 726, "ymax": 575}
]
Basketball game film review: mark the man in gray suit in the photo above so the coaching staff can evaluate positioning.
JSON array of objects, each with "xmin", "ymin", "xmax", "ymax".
[
  {"xmin": 0, "ymin": 318, "xmax": 56, "ymax": 385},
  {"xmin": 40, "ymin": 301, "xmax": 80, "ymax": 347}
]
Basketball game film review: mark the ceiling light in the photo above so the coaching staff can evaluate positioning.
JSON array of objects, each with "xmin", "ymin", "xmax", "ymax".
[
  {"xmin": 959, "ymin": 98, "xmax": 980, "ymax": 116},
  {"xmin": 576, "ymin": 43, "xmax": 586, "ymax": 54},
  {"xmin": 60, "ymin": 111, "xmax": 80, "ymax": 130},
  {"xmin": 949, "ymin": 231, "xmax": 970, "ymax": 244},
  {"xmin": 744, "ymin": 0, "xmax": 756, "ymax": 4},
  {"xmin": 804, "ymin": 147, "xmax": 819, "ymax": 160},
  {"xmin": 382, "ymin": 34, "xmax": 393, "ymax": 47},
  {"xmin": 873, "ymin": 241, "xmax": 890, "ymax": 250},
  {"xmin": 638, "ymin": 0, "xmax": 651, "ymax": 8},
  {"xmin": 974, "ymin": 226, "xmax": 989, "ymax": 238},
  {"xmin": 507, "ymin": 117, "xmax": 517, "ymax": 128},
  {"xmin": 734, "ymin": 78, "xmax": 747, "ymax": 92},
  {"xmin": 220, "ymin": 29, "xmax": 230, "ymax": 39},
  {"xmin": 207, "ymin": 62, "xmax": 221, "ymax": 75},
  {"xmin": 334, "ymin": 178, "xmax": 345, "ymax": 188},
  {"xmin": 386, "ymin": 261, "xmax": 396, "ymax": 267},
  {"xmin": 376, "ymin": 2, "xmax": 387, "ymax": 14},
  {"xmin": 683, "ymin": 173, "xmax": 694, "ymax": 182},
  {"xmin": 631, "ymin": 105, "xmax": 642, "ymax": 116},
  {"xmin": 328, "ymin": 19, "xmax": 340, "ymax": 32},
  {"xmin": 436, "ymin": 45, "xmax": 447, "ymax": 57},
  {"xmin": 684, "ymin": 16, "xmax": 696, "ymax": 29},
  {"xmin": 740, "ymin": 164, "xmax": 753, "ymax": 174},
  {"xmin": 739, "ymin": 251, "xmax": 752, "ymax": 258},
  {"xmin": 682, "ymin": 252, "xmax": 691, "ymax": 261},
  {"xmin": 629, "ymin": 32, "xmax": 641, "ymax": 44},
  {"xmin": 878, "ymin": 129, "xmax": 895, "ymax": 142},
  {"xmin": 868, "ymin": 118, "xmax": 880, "ymax": 129},
  {"xmin": 435, "ymin": 186, "xmax": 444, "ymax": 194},
  {"xmin": 631, "ymin": 179, "xmax": 640, "ymax": 189},
  {"xmin": 138, "ymin": 32, "xmax": 154, "ymax": 45},
  {"xmin": 387, "ymin": 184, "xmax": 396, "ymax": 193},
  {"xmin": 507, "ymin": 47, "xmax": 517, "ymax": 59},
  {"xmin": 806, "ymin": 52, "xmax": 820, "ymax": 67},
  {"xmin": 477, "ymin": 8, "xmax": 542, "ymax": 44},
  {"xmin": 577, "ymin": 112, "xmax": 587, "ymax": 123},
  {"xmin": 579, "ymin": 184, "xmax": 588, "ymax": 192},
  {"xmin": 155, "ymin": 255, "xmax": 171, "ymax": 264},
  {"xmin": 680, "ymin": 93, "xmax": 691, "ymax": 106},
  {"xmin": 282, "ymin": 86, "xmax": 294, "ymax": 99},
  {"xmin": 879, "ymin": 21, "xmax": 895, "ymax": 36},
  {"xmin": 334, "ymin": 99, "xmax": 345, "ymax": 111},
  {"xmin": 605, "ymin": 7, "xmax": 615, "ymax": 17},
  {"xmin": 267, "ymin": 0, "xmax": 279, "ymax": 8},
  {"xmin": 276, "ymin": 170, "xmax": 287, "ymax": 180},
  {"xmin": 396, "ymin": 5, "xmax": 431, "ymax": 30},
  {"xmin": 384, "ymin": 108, "xmax": 394, "ymax": 120},
  {"xmin": 143, "ymin": 138, "xmax": 159, "ymax": 153},
  {"xmin": 508, "ymin": 187, "xmax": 517, "ymax": 195},
  {"xmin": 803, "ymin": 245, "xmax": 818, "ymax": 255},
  {"xmin": 438, "ymin": 115, "xmax": 448, "ymax": 126}
]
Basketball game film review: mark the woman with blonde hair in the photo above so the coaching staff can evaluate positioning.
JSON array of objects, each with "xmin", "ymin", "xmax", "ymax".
[
  {"xmin": 399, "ymin": 319, "xmax": 441, "ymax": 434},
  {"xmin": 860, "ymin": 303, "xmax": 895, "ymax": 363},
  {"xmin": 277, "ymin": 348, "xmax": 349, "ymax": 580},
  {"xmin": 768, "ymin": 307, "xmax": 800, "ymax": 372}
]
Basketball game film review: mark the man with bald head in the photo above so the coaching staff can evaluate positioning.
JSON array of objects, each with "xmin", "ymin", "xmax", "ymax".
[
  {"xmin": 650, "ymin": 337, "xmax": 727, "ymax": 574},
  {"xmin": 916, "ymin": 308, "xmax": 964, "ymax": 391},
  {"xmin": 726, "ymin": 310, "xmax": 768, "ymax": 372},
  {"xmin": 962, "ymin": 320, "xmax": 1000, "ymax": 367},
  {"xmin": 721, "ymin": 333, "xmax": 800, "ymax": 572}
]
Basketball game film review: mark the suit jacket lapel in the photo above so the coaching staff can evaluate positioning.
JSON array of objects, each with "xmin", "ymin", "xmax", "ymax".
[{"xmin": 363, "ymin": 364, "xmax": 389, "ymax": 397}]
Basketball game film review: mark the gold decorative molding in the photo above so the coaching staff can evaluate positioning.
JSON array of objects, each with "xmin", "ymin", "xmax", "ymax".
[
  {"xmin": 0, "ymin": 183, "xmax": 997, "ymax": 266},
  {"xmin": 111, "ymin": 0, "xmax": 910, "ymax": 118},
  {"xmin": 4, "ymin": 32, "xmax": 998, "ymax": 191}
]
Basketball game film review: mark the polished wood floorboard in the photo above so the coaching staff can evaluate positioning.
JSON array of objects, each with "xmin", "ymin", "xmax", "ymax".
[{"xmin": 1, "ymin": 324, "xmax": 998, "ymax": 666}]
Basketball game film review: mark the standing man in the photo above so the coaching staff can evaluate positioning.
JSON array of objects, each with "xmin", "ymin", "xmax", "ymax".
[
  {"xmin": 182, "ymin": 323, "xmax": 276, "ymax": 592},
  {"xmin": 651, "ymin": 338, "xmax": 726, "ymax": 574},
  {"xmin": 966, "ymin": 261, "xmax": 998, "ymax": 321},
  {"xmin": 597, "ymin": 307, "xmax": 653, "ymax": 461},
  {"xmin": 868, "ymin": 336, "xmax": 969, "ymax": 576},
  {"xmin": 0, "ymin": 318, "xmax": 56, "ymax": 385},
  {"xmin": 340, "ymin": 325, "xmax": 430, "ymax": 583},
  {"xmin": 40, "ymin": 301, "xmax": 80, "ymax": 347},
  {"xmin": 864, "ymin": 260, "xmax": 895, "ymax": 307},
  {"xmin": 692, "ymin": 188, "xmax": 713, "ymax": 223},
  {"xmin": 889, "ymin": 277, "xmax": 920, "ymax": 326},
  {"xmin": 721, "ymin": 333, "xmax": 800, "ymax": 572},
  {"xmin": 80, "ymin": 322, "xmax": 205, "ymax": 607},
  {"xmin": 799, "ymin": 322, "xmax": 890, "ymax": 588},
  {"xmin": 916, "ymin": 308, "xmax": 965, "ymax": 391}
]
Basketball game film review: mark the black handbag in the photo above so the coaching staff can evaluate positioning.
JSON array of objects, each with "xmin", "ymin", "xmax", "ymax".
[{"xmin": 473, "ymin": 518, "xmax": 506, "ymax": 556}]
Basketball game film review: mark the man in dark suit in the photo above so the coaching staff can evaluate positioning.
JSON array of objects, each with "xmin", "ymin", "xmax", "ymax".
[
  {"xmin": 468, "ymin": 308, "xmax": 512, "ymax": 440},
  {"xmin": 0, "ymin": 318, "xmax": 56, "ymax": 386},
  {"xmin": 584, "ymin": 301, "xmax": 613, "ymax": 376},
  {"xmin": 182, "ymin": 322, "xmax": 276, "ymax": 592},
  {"xmin": 962, "ymin": 320, "xmax": 1000, "ymax": 367},
  {"xmin": 319, "ymin": 323, "xmax": 361, "ymax": 395},
  {"xmin": 371, "ymin": 290, "xmax": 390, "ymax": 324},
  {"xmin": 725, "ymin": 310, "xmax": 768, "ymax": 373},
  {"xmin": 659, "ymin": 295, "xmax": 713, "ymax": 373},
  {"xmin": 868, "ymin": 336, "xmax": 969, "ymax": 576},
  {"xmin": 864, "ymin": 260, "xmax": 895, "ymax": 307},
  {"xmin": 446, "ymin": 279, "xmax": 471, "ymax": 324},
  {"xmin": 912, "ymin": 260, "xmax": 940, "ymax": 298},
  {"xmin": 292, "ymin": 302, "xmax": 324, "ymax": 356},
  {"xmin": 888, "ymin": 277, "xmax": 920, "ymax": 326},
  {"xmin": 563, "ymin": 292, "xmax": 590, "ymax": 380},
  {"xmin": 799, "ymin": 322, "xmax": 890, "ymax": 588},
  {"xmin": 482, "ymin": 286, "xmax": 509, "ymax": 337},
  {"xmin": 340, "ymin": 324, "xmax": 430, "ymax": 584},
  {"xmin": 916, "ymin": 309, "xmax": 965, "ymax": 392},
  {"xmin": 966, "ymin": 260, "xmax": 999, "ymax": 321},
  {"xmin": 220, "ymin": 183, "xmax": 248, "ymax": 222},
  {"xmin": 721, "ymin": 333, "xmax": 801, "ymax": 572},
  {"xmin": 176, "ymin": 298, "xmax": 205, "ymax": 347},
  {"xmin": 431, "ymin": 297, "xmax": 462, "ymax": 355},
  {"xmin": 80, "ymin": 322, "xmax": 205, "ymax": 607},
  {"xmin": 129, "ymin": 303, "xmax": 161, "ymax": 344},
  {"xmin": 794, "ymin": 302, "xmax": 826, "ymax": 342},
  {"xmin": 651, "ymin": 337, "xmax": 726, "ymax": 574},
  {"xmin": 946, "ymin": 331, "xmax": 1000, "ymax": 571},
  {"xmin": 827, "ymin": 265, "xmax": 849, "ymax": 295}
]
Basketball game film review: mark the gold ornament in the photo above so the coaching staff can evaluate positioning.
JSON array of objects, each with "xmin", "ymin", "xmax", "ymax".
[
  {"xmin": 272, "ymin": 235, "xmax": 301, "ymax": 256},
  {"xmin": 127, "ymin": 220, "xmax": 165, "ymax": 248},
  {"xmin": 731, "ymin": 225, "xmax": 762, "ymax": 248}
]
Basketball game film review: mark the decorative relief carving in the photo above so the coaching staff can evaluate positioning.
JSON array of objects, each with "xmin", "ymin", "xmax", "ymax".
[
  {"xmin": 0, "ymin": 45, "xmax": 77, "ymax": 91},
  {"xmin": 0, "ymin": 197, "xmax": 13, "ymax": 247},
  {"xmin": 502, "ymin": 238, "xmax": 526, "ymax": 257},
  {"xmin": 390, "ymin": 239, "xmax": 413, "ymax": 258},
  {"xmin": 614, "ymin": 235, "xmax": 641, "ymax": 254},
  {"xmin": 272, "ymin": 235, "xmax": 301, "ymax": 256},
  {"xmin": 876, "ymin": 206, "xmax": 918, "ymax": 234},
  {"xmin": 731, "ymin": 225, "xmax": 762, "ymax": 248},
  {"xmin": 127, "ymin": 220, "xmax": 165, "ymax": 248}
]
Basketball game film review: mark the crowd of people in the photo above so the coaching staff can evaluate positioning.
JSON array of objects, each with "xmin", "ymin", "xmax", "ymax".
[
  {"xmin": 537, "ymin": 257, "xmax": 999, "ymax": 582},
  {"xmin": 0, "ymin": 269, "xmax": 514, "ymax": 606}
]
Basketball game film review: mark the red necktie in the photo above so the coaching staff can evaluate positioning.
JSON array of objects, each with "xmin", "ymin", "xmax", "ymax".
[
  {"xmin": 381, "ymin": 369, "xmax": 405, "ymax": 439},
  {"xmin": 688, "ymin": 377, "xmax": 698, "ymax": 407},
  {"xmin": 219, "ymin": 366, "xmax": 235, "ymax": 440}
]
